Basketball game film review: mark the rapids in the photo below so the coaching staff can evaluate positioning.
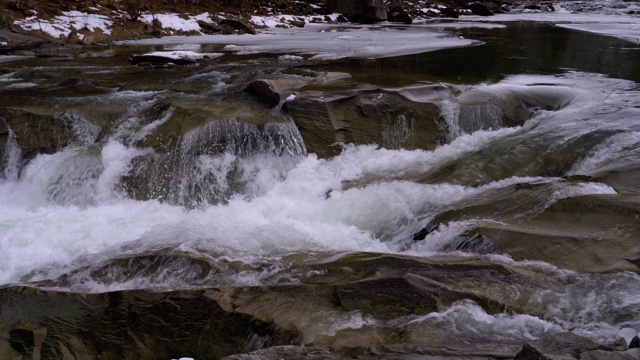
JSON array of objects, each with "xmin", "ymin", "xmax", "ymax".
[{"xmin": 1, "ymin": 15, "xmax": 640, "ymax": 353}]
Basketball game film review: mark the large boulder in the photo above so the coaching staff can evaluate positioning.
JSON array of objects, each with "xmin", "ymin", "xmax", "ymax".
[
  {"xmin": 284, "ymin": 84, "xmax": 451, "ymax": 158},
  {"xmin": 324, "ymin": 0, "xmax": 387, "ymax": 23}
]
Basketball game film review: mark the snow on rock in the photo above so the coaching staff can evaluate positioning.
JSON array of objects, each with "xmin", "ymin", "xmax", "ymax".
[
  {"xmin": 139, "ymin": 13, "xmax": 211, "ymax": 33},
  {"xmin": 13, "ymin": 11, "xmax": 113, "ymax": 40}
]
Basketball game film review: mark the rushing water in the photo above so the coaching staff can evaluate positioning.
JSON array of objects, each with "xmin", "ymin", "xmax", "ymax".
[{"xmin": 1, "ymin": 16, "xmax": 640, "ymax": 350}]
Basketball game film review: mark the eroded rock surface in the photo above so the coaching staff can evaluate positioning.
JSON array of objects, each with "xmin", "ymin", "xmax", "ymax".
[{"xmin": 284, "ymin": 84, "xmax": 450, "ymax": 158}]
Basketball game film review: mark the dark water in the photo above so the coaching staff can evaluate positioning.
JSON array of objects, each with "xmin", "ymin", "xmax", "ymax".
[{"xmin": 319, "ymin": 21, "xmax": 640, "ymax": 85}]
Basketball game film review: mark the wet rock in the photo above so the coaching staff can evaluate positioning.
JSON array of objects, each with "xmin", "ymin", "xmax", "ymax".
[
  {"xmin": 456, "ymin": 83, "xmax": 575, "ymax": 130},
  {"xmin": 441, "ymin": 233, "xmax": 501, "ymax": 255},
  {"xmin": 33, "ymin": 43, "xmax": 82, "ymax": 57},
  {"xmin": 325, "ymin": 0, "xmax": 387, "ymax": 24},
  {"xmin": 222, "ymin": 343, "xmax": 523, "ymax": 359},
  {"xmin": 440, "ymin": 7, "xmax": 460, "ymax": 18},
  {"xmin": 336, "ymin": 274, "xmax": 503, "ymax": 319},
  {"xmin": 284, "ymin": 84, "xmax": 450, "ymax": 158},
  {"xmin": 220, "ymin": 19, "xmax": 257, "ymax": 35},
  {"xmin": 515, "ymin": 332, "xmax": 610, "ymax": 359},
  {"xmin": 630, "ymin": 336, "xmax": 640, "ymax": 348},
  {"xmin": 0, "ymin": 29, "xmax": 48, "ymax": 54},
  {"xmin": 464, "ymin": 2, "xmax": 495, "ymax": 16},
  {"xmin": 129, "ymin": 54, "xmax": 196, "ymax": 66},
  {"xmin": 0, "ymin": 108, "xmax": 76, "ymax": 160},
  {"xmin": 4, "ymin": 252, "xmax": 569, "ymax": 354},
  {"xmin": 0, "ymin": 287, "xmax": 300, "ymax": 360},
  {"xmin": 245, "ymin": 80, "xmax": 282, "ymax": 107},
  {"xmin": 581, "ymin": 348, "xmax": 640, "ymax": 360},
  {"xmin": 434, "ymin": 190, "xmax": 640, "ymax": 273},
  {"xmin": 387, "ymin": 2, "xmax": 413, "ymax": 24},
  {"xmin": 0, "ymin": 117, "xmax": 8, "ymax": 135},
  {"xmin": 197, "ymin": 20, "xmax": 226, "ymax": 34}
]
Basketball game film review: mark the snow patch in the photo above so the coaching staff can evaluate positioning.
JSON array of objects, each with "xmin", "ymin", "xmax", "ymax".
[
  {"xmin": 139, "ymin": 13, "xmax": 211, "ymax": 33},
  {"xmin": 13, "ymin": 11, "xmax": 113, "ymax": 39}
]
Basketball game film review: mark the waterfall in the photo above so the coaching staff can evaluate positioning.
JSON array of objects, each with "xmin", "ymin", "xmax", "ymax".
[
  {"xmin": 2, "ymin": 129, "xmax": 22, "ymax": 181},
  {"xmin": 124, "ymin": 117, "xmax": 307, "ymax": 207},
  {"xmin": 382, "ymin": 114, "xmax": 415, "ymax": 149},
  {"xmin": 438, "ymin": 98, "xmax": 461, "ymax": 141}
]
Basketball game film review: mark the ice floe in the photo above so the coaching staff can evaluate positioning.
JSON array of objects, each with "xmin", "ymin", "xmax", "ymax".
[{"xmin": 122, "ymin": 25, "xmax": 479, "ymax": 60}]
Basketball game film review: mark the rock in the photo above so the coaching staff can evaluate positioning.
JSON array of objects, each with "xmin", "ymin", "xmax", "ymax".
[
  {"xmin": 440, "ymin": 7, "xmax": 460, "ymax": 18},
  {"xmin": 284, "ymin": 84, "xmax": 451, "ymax": 158},
  {"xmin": 336, "ymin": 275, "xmax": 503, "ymax": 319},
  {"xmin": 387, "ymin": 2, "xmax": 413, "ymax": 24},
  {"xmin": 456, "ymin": 83, "xmax": 575, "ymax": 132},
  {"xmin": 324, "ymin": 0, "xmax": 387, "ymax": 24},
  {"xmin": 33, "ymin": 43, "xmax": 82, "ymax": 58},
  {"xmin": 244, "ymin": 77, "xmax": 313, "ymax": 107},
  {"xmin": 0, "ymin": 29, "xmax": 48, "ymax": 54},
  {"xmin": 244, "ymin": 80, "xmax": 284, "ymax": 107},
  {"xmin": 0, "ymin": 117, "xmax": 8, "ymax": 135},
  {"xmin": 197, "ymin": 20, "xmax": 225, "ymax": 34},
  {"xmin": 465, "ymin": 2, "xmax": 494, "ymax": 16},
  {"xmin": 129, "ymin": 54, "xmax": 195, "ymax": 66},
  {"xmin": 514, "ymin": 332, "xmax": 608, "ymax": 360},
  {"xmin": 8, "ymin": 50, "xmax": 35, "ymax": 56},
  {"xmin": 441, "ymin": 233, "xmax": 500, "ymax": 255},
  {"xmin": 4, "ymin": 252, "xmax": 570, "ymax": 355},
  {"xmin": 290, "ymin": 20, "xmax": 306, "ymax": 28},
  {"xmin": 0, "ymin": 287, "xmax": 300, "ymax": 360},
  {"xmin": 434, "ymin": 187, "xmax": 640, "ymax": 273},
  {"xmin": 220, "ymin": 19, "xmax": 256, "ymax": 35},
  {"xmin": 630, "ymin": 336, "xmax": 640, "ymax": 348},
  {"xmin": 222, "ymin": 343, "xmax": 523, "ymax": 359},
  {"xmin": 0, "ymin": 108, "xmax": 76, "ymax": 161},
  {"xmin": 581, "ymin": 348, "xmax": 640, "ymax": 360}
]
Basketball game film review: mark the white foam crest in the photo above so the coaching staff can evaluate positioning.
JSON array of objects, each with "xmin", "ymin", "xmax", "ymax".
[
  {"xmin": 570, "ymin": 131, "xmax": 640, "ymax": 175},
  {"xmin": 316, "ymin": 126, "xmax": 522, "ymax": 184},
  {"xmin": 544, "ymin": 182, "xmax": 617, "ymax": 209},
  {"xmin": 405, "ymin": 300, "xmax": 561, "ymax": 343}
]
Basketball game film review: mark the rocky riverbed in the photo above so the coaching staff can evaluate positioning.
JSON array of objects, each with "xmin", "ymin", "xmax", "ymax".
[{"xmin": 2, "ymin": 1, "xmax": 640, "ymax": 360}]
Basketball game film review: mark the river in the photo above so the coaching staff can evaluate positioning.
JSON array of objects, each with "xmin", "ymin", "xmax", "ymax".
[{"xmin": 1, "ymin": 6, "xmax": 640, "ymax": 359}]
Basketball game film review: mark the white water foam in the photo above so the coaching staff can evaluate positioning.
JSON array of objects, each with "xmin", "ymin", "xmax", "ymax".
[{"xmin": 570, "ymin": 131, "xmax": 640, "ymax": 175}]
